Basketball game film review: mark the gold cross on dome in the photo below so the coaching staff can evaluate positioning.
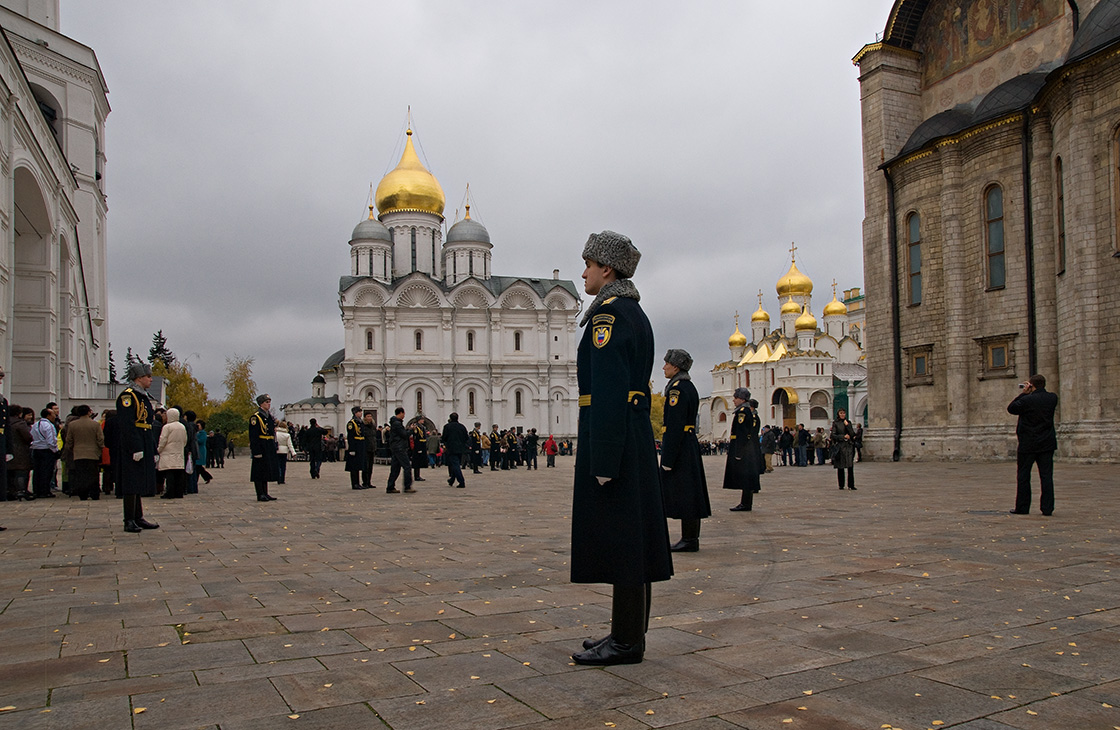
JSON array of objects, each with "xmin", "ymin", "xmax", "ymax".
[
  {"xmin": 757, "ymin": 290, "xmax": 763, "ymax": 308},
  {"xmin": 789, "ymin": 241, "xmax": 798, "ymax": 262}
]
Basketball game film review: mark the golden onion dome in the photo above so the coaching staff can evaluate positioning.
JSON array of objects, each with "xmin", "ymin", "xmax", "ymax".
[
  {"xmin": 728, "ymin": 322, "xmax": 748, "ymax": 348},
  {"xmin": 823, "ymin": 293, "xmax": 848, "ymax": 316},
  {"xmin": 776, "ymin": 259, "xmax": 814, "ymax": 298},
  {"xmin": 374, "ymin": 129, "xmax": 446, "ymax": 216},
  {"xmin": 781, "ymin": 296, "xmax": 801, "ymax": 315},
  {"xmin": 795, "ymin": 305, "xmax": 818, "ymax": 331},
  {"xmin": 751, "ymin": 304, "xmax": 770, "ymax": 322}
]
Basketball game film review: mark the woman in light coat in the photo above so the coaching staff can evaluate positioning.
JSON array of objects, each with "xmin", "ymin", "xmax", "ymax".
[
  {"xmin": 157, "ymin": 408, "xmax": 188, "ymax": 499},
  {"xmin": 275, "ymin": 421, "xmax": 296, "ymax": 484}
]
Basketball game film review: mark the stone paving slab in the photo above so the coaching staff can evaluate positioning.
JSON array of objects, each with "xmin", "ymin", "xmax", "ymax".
[{"xmin": 0, "ymin": 457, "xmax": 1118, "ymax": 729}]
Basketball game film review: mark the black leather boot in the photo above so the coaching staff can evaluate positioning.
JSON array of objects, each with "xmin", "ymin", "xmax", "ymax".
[
  {"xmin": 670, "ymin": 520, "xmax": 700, "ymax": 552},
  {"xmin": 573, "ymin": 584, "xmax": 645, "ymax": 665}
]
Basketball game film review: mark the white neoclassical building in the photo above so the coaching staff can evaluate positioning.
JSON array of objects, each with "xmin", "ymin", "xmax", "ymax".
[
  {"xmin": 285, "ymin": 127, "xmax": 582, "ymax": 435},
  {"xmin": 0, "ymin": 0, "xmax": 111, "ymax": 409},
  {"xmin": 704, "ymin": 251, "xmax": 867, "ymax": 440}
]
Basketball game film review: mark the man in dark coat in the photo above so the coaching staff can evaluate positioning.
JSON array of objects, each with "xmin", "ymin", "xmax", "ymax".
[
  {"xmin": 115, "ymin": 362, "xmax": 160, "ymax": 532},
  {"xmin": 831, "ymin": 408, "xmax": 857, "ymax": 490},
  {"xmin": 468, "ymin": 422, "xmax": 483, "ymax": 474},
  {"xmin": 659, "ymin": 349, "xmax": 710, "ymax": 552},
  {"xmin": 344, "ymin": 406, "xmax": 367, "ymax": 490},
  {"xmin": 386, "ymin": 407, "xmax": 414, "ymax": 493},
  {"xmin": 410, "ymin": 424, "xmax": 427, "ymax": 481},
  {"xmin": 304, "ymin": 418, "xmax": 325, "ymax": 479},
  {"xmin": 724, "ymin": 388, "xmax": 762, "ymax": 511},
  {"xmin": 362, "ymin": 412, "xmax": 378, "ymax": 488},
  {"xmin": 488, "ymin": 424, "xmax": 501, "ymax": 471},
  {"xmin": 1008, "ymin": 373, "xmax": 1059, "ymax": 516},
  {"xmin": 570, "ymin": 230, "xmax": 672, "ymax": 667},
  {"xmin": 441, "ymin": 412, "xmax": 469, "ymax": 488},
  {"xmin": 248, "ymin": 394, "xmax": 278, "ymax": 502}
]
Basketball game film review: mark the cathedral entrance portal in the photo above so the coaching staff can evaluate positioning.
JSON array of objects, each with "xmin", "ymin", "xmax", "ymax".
[{"xmin": 771, "ymin": 388, "xmax": 797, "ymax": 429}]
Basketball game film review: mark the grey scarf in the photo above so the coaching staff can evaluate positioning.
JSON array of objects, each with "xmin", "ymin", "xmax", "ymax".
[
  {"xmin": 663, "ymin": 370, "xmax": 690, "ymax": 398},
  {"xmin": 580, "ymin": 279, "xmax": 641, "ymax": 327}
]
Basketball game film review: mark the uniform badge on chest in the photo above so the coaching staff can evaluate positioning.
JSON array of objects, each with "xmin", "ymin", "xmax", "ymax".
[{"xmin": 593, "ymin": 325, "xmax": 612, "ymax": 348}]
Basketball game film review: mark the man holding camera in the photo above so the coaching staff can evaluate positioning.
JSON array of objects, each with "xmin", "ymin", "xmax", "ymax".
[{"xmin": 1007, "ymin": 374, "xmax": 1058, "ymax": 516}]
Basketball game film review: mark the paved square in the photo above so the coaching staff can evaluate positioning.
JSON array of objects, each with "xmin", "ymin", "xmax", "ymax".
[{"xmin": 0, "ymin": 455, "xmax": 1117, "ymax": 729}]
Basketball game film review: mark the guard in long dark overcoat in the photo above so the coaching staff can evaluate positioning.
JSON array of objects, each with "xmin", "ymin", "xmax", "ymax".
[
  {"xmin": 659, "ymin": 349, "xmax": 710, "ymax": 552},
  {"xmin": 723, "ymin": 388, "xmax": 762, "ymax": 511},
  {"xmin": 344, "ymin": 406, "xmax": 367, "ymax": 490},
  {"xmin": 570, "ymin": 230, "xmax": 672, "ymax": 667},
  {"xmin": 115, "ymin": 362, "xmax": 160, "ymax": 532},
  {"xmin": 249, "ymin": 394, "xmax": 279, "ymax": 501}
]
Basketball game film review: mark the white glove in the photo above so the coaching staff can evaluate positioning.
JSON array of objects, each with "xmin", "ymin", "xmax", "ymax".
[
  {"xmin": 133, "ymin": 451, "xmax": 143, "ymax": 462},
  {"xmin": 5, "ymin": 453, "xmax": 12, "ymax": 461}
]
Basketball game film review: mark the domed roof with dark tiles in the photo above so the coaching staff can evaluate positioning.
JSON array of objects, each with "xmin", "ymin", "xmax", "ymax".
[
  {"xmin": 974, "ymin": 72, "xmax": 1048, "ymax": 122},
  {"xmin": 320, "ymin": 348, "xmax": 345, "ymax": 370},
  {"xmin": 900, "ymin": 105, "xmax": 974, "ymax": 155},
  {"xmin": 312, "ymin": 374, "xmax": 326, "ymax": 384},
  {"xmin": 445, "ymin": 215, "xmax": 490, "ymax": 245},
  {"xmin": 1069, "ymin": 0, "xmax": 1120, "ymax": 62},
  {"xmin": 350, "ymin": 216, "xmax": 392, "ymax": 243}
]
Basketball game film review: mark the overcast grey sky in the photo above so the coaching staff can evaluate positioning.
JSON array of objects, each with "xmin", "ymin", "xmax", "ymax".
[{"xmin": 63, "ymin": 1, "xmax": 893, "ymax": 407}]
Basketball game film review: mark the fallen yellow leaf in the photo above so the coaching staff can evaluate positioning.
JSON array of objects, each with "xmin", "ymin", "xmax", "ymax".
[
  {"xmin": 803, "ymin": 690, "xmax": 813, "ymax": 695},
  {"xmin": 98, "ymin": 659, "xmax": 110, "ymax": 663},
  {"xmin": 288, "ymin": 714, "xmax": 299, "ymax": 719},
  {"xmin": 487, "ymin": 699, "xmax": 496, "ymax": 704},
  {"xmin": 323, "ymin": 684, "xmax": 332, "ymax": 688},
  {"xmin": 133, "ymin": 708, "xmax": 146, "ymax": 714}
]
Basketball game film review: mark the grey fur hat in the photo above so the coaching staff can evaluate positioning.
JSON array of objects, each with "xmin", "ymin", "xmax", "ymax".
[
  {"xmin": 664, "ymin": 349, "xmax": 693, "ymax": 372},
  {"xmin": 581, "ymin": 230, "xmax": 641, "ymax": 278},
  {"xmin": 733, "ymin": 387, "xmax": 751, "ymax": 402},
  {"xmin": 256, "ymin": 393, "xmax": 271, "ymax": 405},
  {"xmin": 127, "ymin": 361, "xmax": 152, "ymax": 381}
]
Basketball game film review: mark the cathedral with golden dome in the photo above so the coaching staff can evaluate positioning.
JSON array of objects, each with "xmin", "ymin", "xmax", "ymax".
[
  {"xmin": 705, "ymin": 247, "xmax": 867, "ymax": 440},
  {"xmin": 285, "ymin": 126, "xmax": 582, "ymax": 434}
]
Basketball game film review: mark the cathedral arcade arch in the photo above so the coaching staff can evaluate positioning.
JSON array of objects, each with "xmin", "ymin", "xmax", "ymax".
[
  {"xmin": 771, "ymin": 387, "xmax": 798, "ymax": 428},
  {"xmin": 11, "ymin": 165, "xmax": 56, "ymax": 402},
  {"xmin": 808, "ymin": 390, "xmax": 831, "ymax": 422}
]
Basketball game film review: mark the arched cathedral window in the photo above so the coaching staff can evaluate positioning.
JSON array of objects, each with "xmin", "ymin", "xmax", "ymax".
[
  {"xmin": 467, "ymin": 331, "xmax": 475, "ymax": 351},
  {"xmin": 366, "ymin": 330, "xmax": 374, "ymax": 351},
  {"xmin": 1055, "ymin": 157, "xmax": 1066, "ymax": 275},
  {"xmin": 415, "ymin": 330, "xmax": 423, "ymax": 351},
  {"xmin": 907, "ymin": 212, "xmax": 922, "ymax": 305},
  {"xmin": 984, "ymin": 185, "xmax": 1005, "ymax": 289}
]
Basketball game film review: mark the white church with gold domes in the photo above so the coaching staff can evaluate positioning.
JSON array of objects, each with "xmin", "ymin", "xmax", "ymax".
[
  {"xmin": 705, "ymin": 249, "xmax": 868, "ymax": 440},
  {"xmin": 284, "ymin": 127, "xmax": 582, "ymax": 435}
]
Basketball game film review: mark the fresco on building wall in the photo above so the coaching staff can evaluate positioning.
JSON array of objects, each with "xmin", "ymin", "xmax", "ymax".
[{"xmin": 916, "ymin": 0, "xmax": 1064, "ymax": 86}]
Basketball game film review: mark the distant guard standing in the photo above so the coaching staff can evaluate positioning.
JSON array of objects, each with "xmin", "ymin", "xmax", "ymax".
[
  {"xmin": 659, "ymin": 349, "xmax": 710, "ymax": 551},
  {"xmin": 570, "ymin": 230, "xmax": 672, "ymax": 666},
  {"xmin": 723, "ymin": 388, "xmax": 762, "ymax": 511},
  {"xmin": 345, "ymin": 406, "xmax": 367, "ymax": 490},
  {"xmin": 249, "ymin": 394, "xmax": 278, "ymax": 501},
  {"xmin": 115, "ymin": 362, "xmax": 160, "ymax": 532}
]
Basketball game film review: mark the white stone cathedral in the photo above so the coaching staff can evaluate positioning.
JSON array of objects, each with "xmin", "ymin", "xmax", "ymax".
[
  {"xmin": 284, "ymin": 128, "xmax": 582, "ymax": 435},
  {"xmin": 0, "ymin": 1, "xmax": 110, "ymax": 408},
  {"xmin": 705, "ymin": 249, "xmax": 868, "ymax": 440}
]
